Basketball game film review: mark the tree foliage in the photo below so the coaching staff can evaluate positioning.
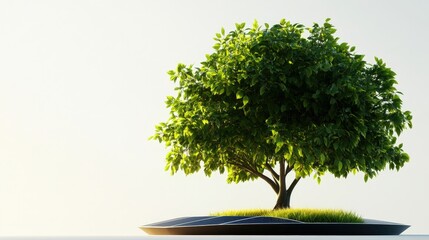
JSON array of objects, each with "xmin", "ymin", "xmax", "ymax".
[{"xmin": 152, "ymin": 19, "xmax": 412, "ymax": 208}]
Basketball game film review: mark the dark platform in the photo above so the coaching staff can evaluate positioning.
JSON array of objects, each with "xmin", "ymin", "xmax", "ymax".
[{"xmin": 141, "ymin": 216, "xmax": 409, "ymax": 235}]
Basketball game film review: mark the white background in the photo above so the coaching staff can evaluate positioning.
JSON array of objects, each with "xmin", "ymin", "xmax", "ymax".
[{"xmin": 0, "ymin": 0, "xmax": 428, "ymax": 236}]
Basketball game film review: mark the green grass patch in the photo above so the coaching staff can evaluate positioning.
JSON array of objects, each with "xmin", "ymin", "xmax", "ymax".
[{"xmin": 211, "ymin": 208, "xmax": 364, "ymax": 223}]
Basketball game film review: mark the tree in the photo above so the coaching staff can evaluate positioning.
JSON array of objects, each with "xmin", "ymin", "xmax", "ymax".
[{"xmin": 152, "ymin": 19, "xmax": 412, "ymax": 209}]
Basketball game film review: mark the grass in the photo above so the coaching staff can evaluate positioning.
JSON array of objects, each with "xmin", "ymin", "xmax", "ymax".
[{"xmin": 211, "ymin": 208, "xmax": 364, "ymax": 223}]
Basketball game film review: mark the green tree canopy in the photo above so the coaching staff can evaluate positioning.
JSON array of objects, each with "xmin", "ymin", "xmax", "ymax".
[{"xmin": 152, "ymin": 19, "xmax": 412, "ymax": 209}]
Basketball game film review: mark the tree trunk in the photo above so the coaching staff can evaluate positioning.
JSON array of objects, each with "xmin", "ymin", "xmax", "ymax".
[
  {"xmin": 273, "ymin": 160, "xmax": 291, "ymax": 209},
  {"xmin": 274, "ymin": 187, "xmax": 291, "ymax": 209},
  {"xmin": 273, "ymin": 166, "xmax": 300, "ymax": 209}
]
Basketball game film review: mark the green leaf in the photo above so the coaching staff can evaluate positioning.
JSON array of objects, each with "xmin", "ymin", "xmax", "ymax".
[
  {"xmin": 260, "ymin": 86, "xmax": 266, "ymax": 95},
  {"xmin": 275, "ymin": 141, "xmax": 284, "ymax": 153},
  {"xmin": 303, "ymin": 99, "xmax": 309, "ymax": 108},
  {"xmin": 338, "ymin": 161, "xmax": 343, "ymax": 171},
  {"xmin": 243, "ymin": 96, "xmax": 249, "ymax": 106},
  {"xmin": 236, "ymin": 90, "xmax": 244, "ymax": 99},
  {"xmin": 252, "ymin": 19, "xmax": 259, "ymax": 29},
  {"xmin": 235, "ymin": 22, "xmax": 245, "ymax": 30},
  {"xmin": 320, "ymin": 153, "xmax": 326, "ymax": 163},
  {"xmin": 298, "ymin": 148, "xmax": 303, "ymax": 157},
  {"xmin": 213, "ymin": 43, "xmax": 221, "ymax": 50},
  {"xmin": 288, "ymin": 145, "xmax": 293, "ymax": 155}
]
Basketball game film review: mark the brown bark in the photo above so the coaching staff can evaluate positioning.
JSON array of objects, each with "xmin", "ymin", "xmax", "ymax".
[{"xmin": 273, "ymin": 163, "xmax": 301, "ymax": 209}]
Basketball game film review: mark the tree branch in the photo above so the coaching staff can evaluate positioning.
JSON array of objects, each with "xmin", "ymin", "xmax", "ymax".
[
  {"xmin": 229, "ymin": 160, "xmax": 279, "ymax": 193},
  {"xmin": 287, "ymin": 177, "xmax": 301, "ymax": 193},
  {"xmin": 265, "ymin": 161, "xmax": 279, "ymax": 182},
  {"xmin": 226, "ymin": 149, "xmax": 279, "ymax": 193},
  {"xmin": 285, "ymin": 164, "xmax": 293, "ymax": 175},
  {"xmin": 279, "ymin": 159, "xmax": 286, "ymax": 190}
]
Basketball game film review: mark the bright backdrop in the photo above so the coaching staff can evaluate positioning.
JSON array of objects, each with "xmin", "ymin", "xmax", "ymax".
[{"xmin": 0, "ymin": 0, "xmax": 428, "ymax": 236}]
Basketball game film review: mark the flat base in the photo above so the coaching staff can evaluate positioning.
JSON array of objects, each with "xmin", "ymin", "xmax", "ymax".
[{"xmin": 141, "ymin": 216, "xmax": 409, "ymax": 235}]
